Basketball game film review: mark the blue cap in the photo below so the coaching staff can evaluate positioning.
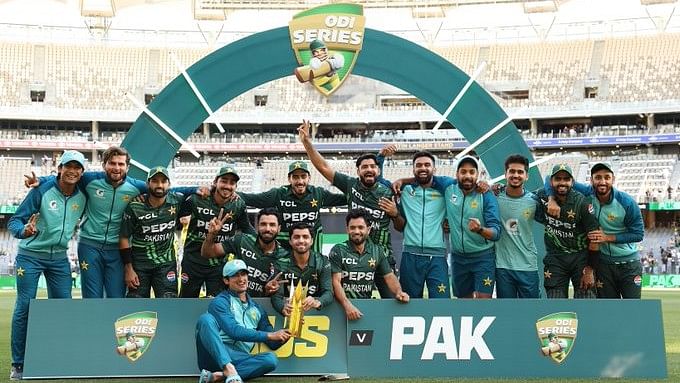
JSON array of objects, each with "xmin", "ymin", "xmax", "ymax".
[
  {"xmin": 223, "ymin": 259, "xmax": 248, "ymax": 277},
  {"xmin": 59, "ymin": 150, "xmax": 86, "ymax": 168}
]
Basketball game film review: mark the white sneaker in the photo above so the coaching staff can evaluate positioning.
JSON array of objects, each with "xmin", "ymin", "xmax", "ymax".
[{"xmin": 9, "ymin": 365, "xmax": 23, "ymax": 380}]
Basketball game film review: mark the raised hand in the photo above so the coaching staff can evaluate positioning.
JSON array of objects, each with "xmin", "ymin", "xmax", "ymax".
[
  {"xmin": 24, "ymin": 171, "xmax": 39, "ymax": 188},
  {"xmin": 297, "ymin": 119, "xmax": 312, "ymax": 142},
  {"xmin": 379, "ymin": 144, "xmax": 397, "ymax": 157},
  {"xmin": 23, "ymin": 213, "xmax": 39, "ymax": 237},
  {"xmin": 207, "ymin": 208, "xmax": 229, "ymax": 236},
  {"xmin": 264, "ymin": 272, "xmax": 286, "ymax": 296}
]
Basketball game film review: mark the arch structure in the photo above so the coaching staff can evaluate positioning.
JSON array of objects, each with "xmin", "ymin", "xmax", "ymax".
[{"xmin": 122, "ymin": 27, "xmax": 540, "ymax": 190}]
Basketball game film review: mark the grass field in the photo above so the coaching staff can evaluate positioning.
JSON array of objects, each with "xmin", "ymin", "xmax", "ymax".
[{"xmin": 0, "ymin": 290, "xmax": 677, "ymax": 382}]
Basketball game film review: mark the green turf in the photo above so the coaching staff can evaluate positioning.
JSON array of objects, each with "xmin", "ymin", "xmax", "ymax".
[{"xmin": 0, "ymin": 290, "xmax": 676, "ymax": 382}]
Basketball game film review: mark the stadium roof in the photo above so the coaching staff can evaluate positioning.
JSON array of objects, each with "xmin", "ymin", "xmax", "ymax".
[{"xmin": 0, "ymin": 0, "xmax": 678, "ymax": 45}]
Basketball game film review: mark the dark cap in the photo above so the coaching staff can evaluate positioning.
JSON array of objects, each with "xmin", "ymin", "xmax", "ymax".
[
  {"xmin": 147, "ymin": 166, "xmax": 170, "ymax": 181},
  {"xmin": 590, "ymin": 162, "xmax": 613, "ymax": 175},
  {"xmin": 288, "ymin": 161, "xmax": 310, "ymax": 175},
  {"xmin": 456, "ymin": 155, "xmax": 479, "ymax": 170},
  {"xmin": 550, "ymin": 163, "xmax": 573, "ymax": 178},
  {"xmin": 216, "ymin": 165, "xmax": 239, "ymax": 181}
]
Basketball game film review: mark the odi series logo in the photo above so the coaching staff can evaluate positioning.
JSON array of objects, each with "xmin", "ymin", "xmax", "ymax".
[
  {"xmin": 289, "ymin": 3, "xmax": 365, "ymax": 96},
  {"xmin": 114, "ymin": 311, "xmax": 158, "ymax": 362},
  {"xmin": 536, "ymin": 312, "xmax": 578, "ymax": 364}
]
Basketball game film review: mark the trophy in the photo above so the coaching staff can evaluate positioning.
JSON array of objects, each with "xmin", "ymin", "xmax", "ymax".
[{"xmin": 286, "ymin": 279, "xmax": 308, "ymax": 338}]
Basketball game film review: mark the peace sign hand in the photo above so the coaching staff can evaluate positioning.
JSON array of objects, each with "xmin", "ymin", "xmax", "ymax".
[
  {"xmin": 297, "ymin": 119, "xmax": 312, "ymax": 143},
  {"xmin": 207, "ymin": 209, "xmax": 228, "ymax": 236},
  {"xmin": 24, "ymin": 171, "xmax": 39, "ymax": 188},
  {"xmin": 23, "ymin": 213, "xmax": 39, "ymax": 237}
]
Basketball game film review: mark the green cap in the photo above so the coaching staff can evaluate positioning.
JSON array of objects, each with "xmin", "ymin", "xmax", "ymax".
[
  {"xmin": 288, "ymin": 161, "xmax": 310, "ymax": 175},
  {"xmin": 216, "ymin": 165, "xmax": 239, "ymax": 181},
  {"xmin": 590, "ymin": 162, "xmax": 613, "ymax": 175},
  {"xmin": 550, "ymin": 163, "xmax": 573, "ymax": 178},
  {"xmin": 147, "ymin": 166, "xmax": 170, "ymax": 181},
  {"xmin": 310, "ymin": 39, "xmax": 326, "ymax": 51}
]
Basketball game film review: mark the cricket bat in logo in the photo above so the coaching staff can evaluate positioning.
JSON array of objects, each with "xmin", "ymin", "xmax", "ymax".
[
  {"xmin": 536, "ymin": 312, "xmax": 578, "ymax": 364},
  {"xmin": 114, "ymin": 311, "xmax": 158, "ymax": 362}
]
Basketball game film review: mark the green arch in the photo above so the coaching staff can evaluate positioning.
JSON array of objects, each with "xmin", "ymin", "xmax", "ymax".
[{"xmin": 122, "ymin": 26, "xmax": 539, "ymax": 190}]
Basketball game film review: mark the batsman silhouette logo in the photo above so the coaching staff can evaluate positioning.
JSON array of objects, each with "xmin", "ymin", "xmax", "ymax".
[
  {"xmin": 114, "ymin": 311, "xmax": 158, "ymax": 362},
  {"xmin": 289, "ymin": 3, "xmax": 365, "ymax": 96},
  {"xmin": 536, "ymin": 312, "xmax": 578, "ymax": 364}
]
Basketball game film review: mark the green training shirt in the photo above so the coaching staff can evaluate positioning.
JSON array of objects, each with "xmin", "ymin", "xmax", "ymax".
[
  {"xmin": 221, "ymin": 233, "xmax": 289, "ymax": 297},
  {"xmin": 120, "ymin": 192, "xmax": 183, "ymax": 266},
  {"xmin": 332, "ymin": 172, "xmax": 395, "ymax": 256},
  {"xmin": 329, "ymin": 239, "xmax": 391, "ymax": 299},
  {"xmin": 180, "ymin": 193, "xmax": 254, "ymax": 267}
]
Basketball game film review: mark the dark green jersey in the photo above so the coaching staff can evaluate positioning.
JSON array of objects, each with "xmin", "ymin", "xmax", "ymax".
[
  {"xmin": 332, "ymin": 172, "xmax": 394, "ymax": 255},
  {"xmin": 238, "ymin": 185, "xmax": 346, "ymax": 251},
  {"xmin": 329, "ymin": 240, "xmax": 391, "ymax": 299},
  {"xmin": 271, "ymin": 251, "xmax": 333, "ymax": 314},
  {"xmin": 180, "ymin": 193, "xmax": 254, "ymax": 267},
  {"xmin": 120, "ymin": 192, "xmax": 183, "ymax": 266},
  {"xmin": 221, "ymin": 233, "xmax": 290, "ymax": 297},
  {"xmin": 535, "ymin": 189, "xmax": 599, "ymax": 256}
]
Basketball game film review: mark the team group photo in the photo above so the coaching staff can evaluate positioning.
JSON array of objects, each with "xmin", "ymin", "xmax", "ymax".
[{"xmin": 0, "ymin": 0, "xmax": 679, "ymax": 382}]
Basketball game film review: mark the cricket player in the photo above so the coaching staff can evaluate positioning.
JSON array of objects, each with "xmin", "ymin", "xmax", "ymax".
[
  {"xmin": 535, "ymin": 164, "xmax": 599, "ymax": 298},
  {"xmin": 179, "ymin": 165, "xmax": 255, "ymax": 298},
  {"xmin": 237, "ymin": 160, "xmax": 346, "ymax": 253},
  {"xmin": 541, "ymin": 333, "xmax": 568, "ymax": 359},
  {"xmin": 116, "ymin": 332, "xmax": 145, "ymax": 357},
  {"xmin": 271, "ymin": 223, "xmax": 333, "ymax": 316},
  {"xmin": 299, "ymin": 120, "xmax": 404, "ymax": 299},
  {"xmin": 294, "ymin": 39, "xmax": 345, "ymax": 90},
  {"xmin": 8, "ymin": 150, "xmax": 87, "ymax": 381},
  {"xmin": 202, "ymin": 208, "xmax": 289, "ymax": 298},
  {"xmin": 196, "ymin": 259, "xmax": 291, "ymax": 383},
  {"xmin": 392, "ymin": 151, "xmax": 450, "ymax": 299},
  {"xmin": 24, "ymin": 146, "xmax": 202, "ymax": 298},
  {"xmin": 495, "ymin": 154, "xmax": 541, "ymax": 298},
  {"xmin": 329, "ymin": 210, "xmax": 409, "ymax": 321},
  {"xmin": 431, "ymin": 156, "xmax": 502, "ymax": 299},
  {"xmin": 544, "ymin": 162, "xmax": 644, "ymax": 298},
  {"xmin": 119, "ymin": 166, "xmax": 183, "ymax": 298}
]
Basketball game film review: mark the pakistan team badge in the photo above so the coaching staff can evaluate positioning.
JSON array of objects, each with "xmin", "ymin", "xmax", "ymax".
[
  {"xmin": 289, "ymin": 3, "xmax": 365, "ymax": 96},
  {"xmin": 536, "ymin": 312, "xmax": 578, "ymax": 364},
  {"xmin": 114, "ymin": 311, "xmax": 158, "ymax": 362}
]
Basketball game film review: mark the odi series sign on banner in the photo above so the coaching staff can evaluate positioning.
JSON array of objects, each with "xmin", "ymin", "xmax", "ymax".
[{"xmin": 347, "ymin": 299, "xmax": 666, "ymax": 378}]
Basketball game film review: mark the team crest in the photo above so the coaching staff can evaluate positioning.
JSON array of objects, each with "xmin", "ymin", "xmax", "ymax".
[
  {"xmin": 289, "ymin": 3, "xmax": 365, "ymax": 96},
  {"xmin": 114, "ymin": 311, "xmax": 158, "ymax": 362},
  {"xmin": 536, "ymin": 312, "xmax": 578, "ymax": 364}
]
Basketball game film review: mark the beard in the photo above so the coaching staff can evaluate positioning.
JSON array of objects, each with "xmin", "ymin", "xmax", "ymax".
[{"xmin": 149, "ymin": 188, "xmax": 168, "ymax": 198}]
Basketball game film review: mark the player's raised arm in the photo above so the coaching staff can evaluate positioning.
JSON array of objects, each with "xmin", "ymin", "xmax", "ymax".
[
  {"xmin": 201, "ymin": 209, "xmax": 228, "ymax": 259},
  {"xmin": 298, "ymin": 119, "xmax": 336, "ymax": 183}
]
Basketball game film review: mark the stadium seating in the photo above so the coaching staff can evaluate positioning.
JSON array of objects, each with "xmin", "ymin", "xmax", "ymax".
[{"xmin": 2, "ymin": 34, "xmax": 680, "ymax": 112}]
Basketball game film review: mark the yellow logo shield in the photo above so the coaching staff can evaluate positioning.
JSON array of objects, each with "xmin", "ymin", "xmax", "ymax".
[
  {"xmin": 114, "ymin": 311, "xmax": 158, "ymax": 362},
  {"xmin": 536, "ymin": 312, "xmax": 578, "ymax": 364},
  {"xmin": 289, "ymin": 3, "xmax": 365, "ymax": 96}
]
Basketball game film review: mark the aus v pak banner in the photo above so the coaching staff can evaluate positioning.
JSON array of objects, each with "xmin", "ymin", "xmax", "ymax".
[
  {"xmin": 346, "ymin": 299, "xmax": 666, "ymax": 378},
  {"xmin": 289, "ymin": 3, "xmax": 365, "ymax": 96}
]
